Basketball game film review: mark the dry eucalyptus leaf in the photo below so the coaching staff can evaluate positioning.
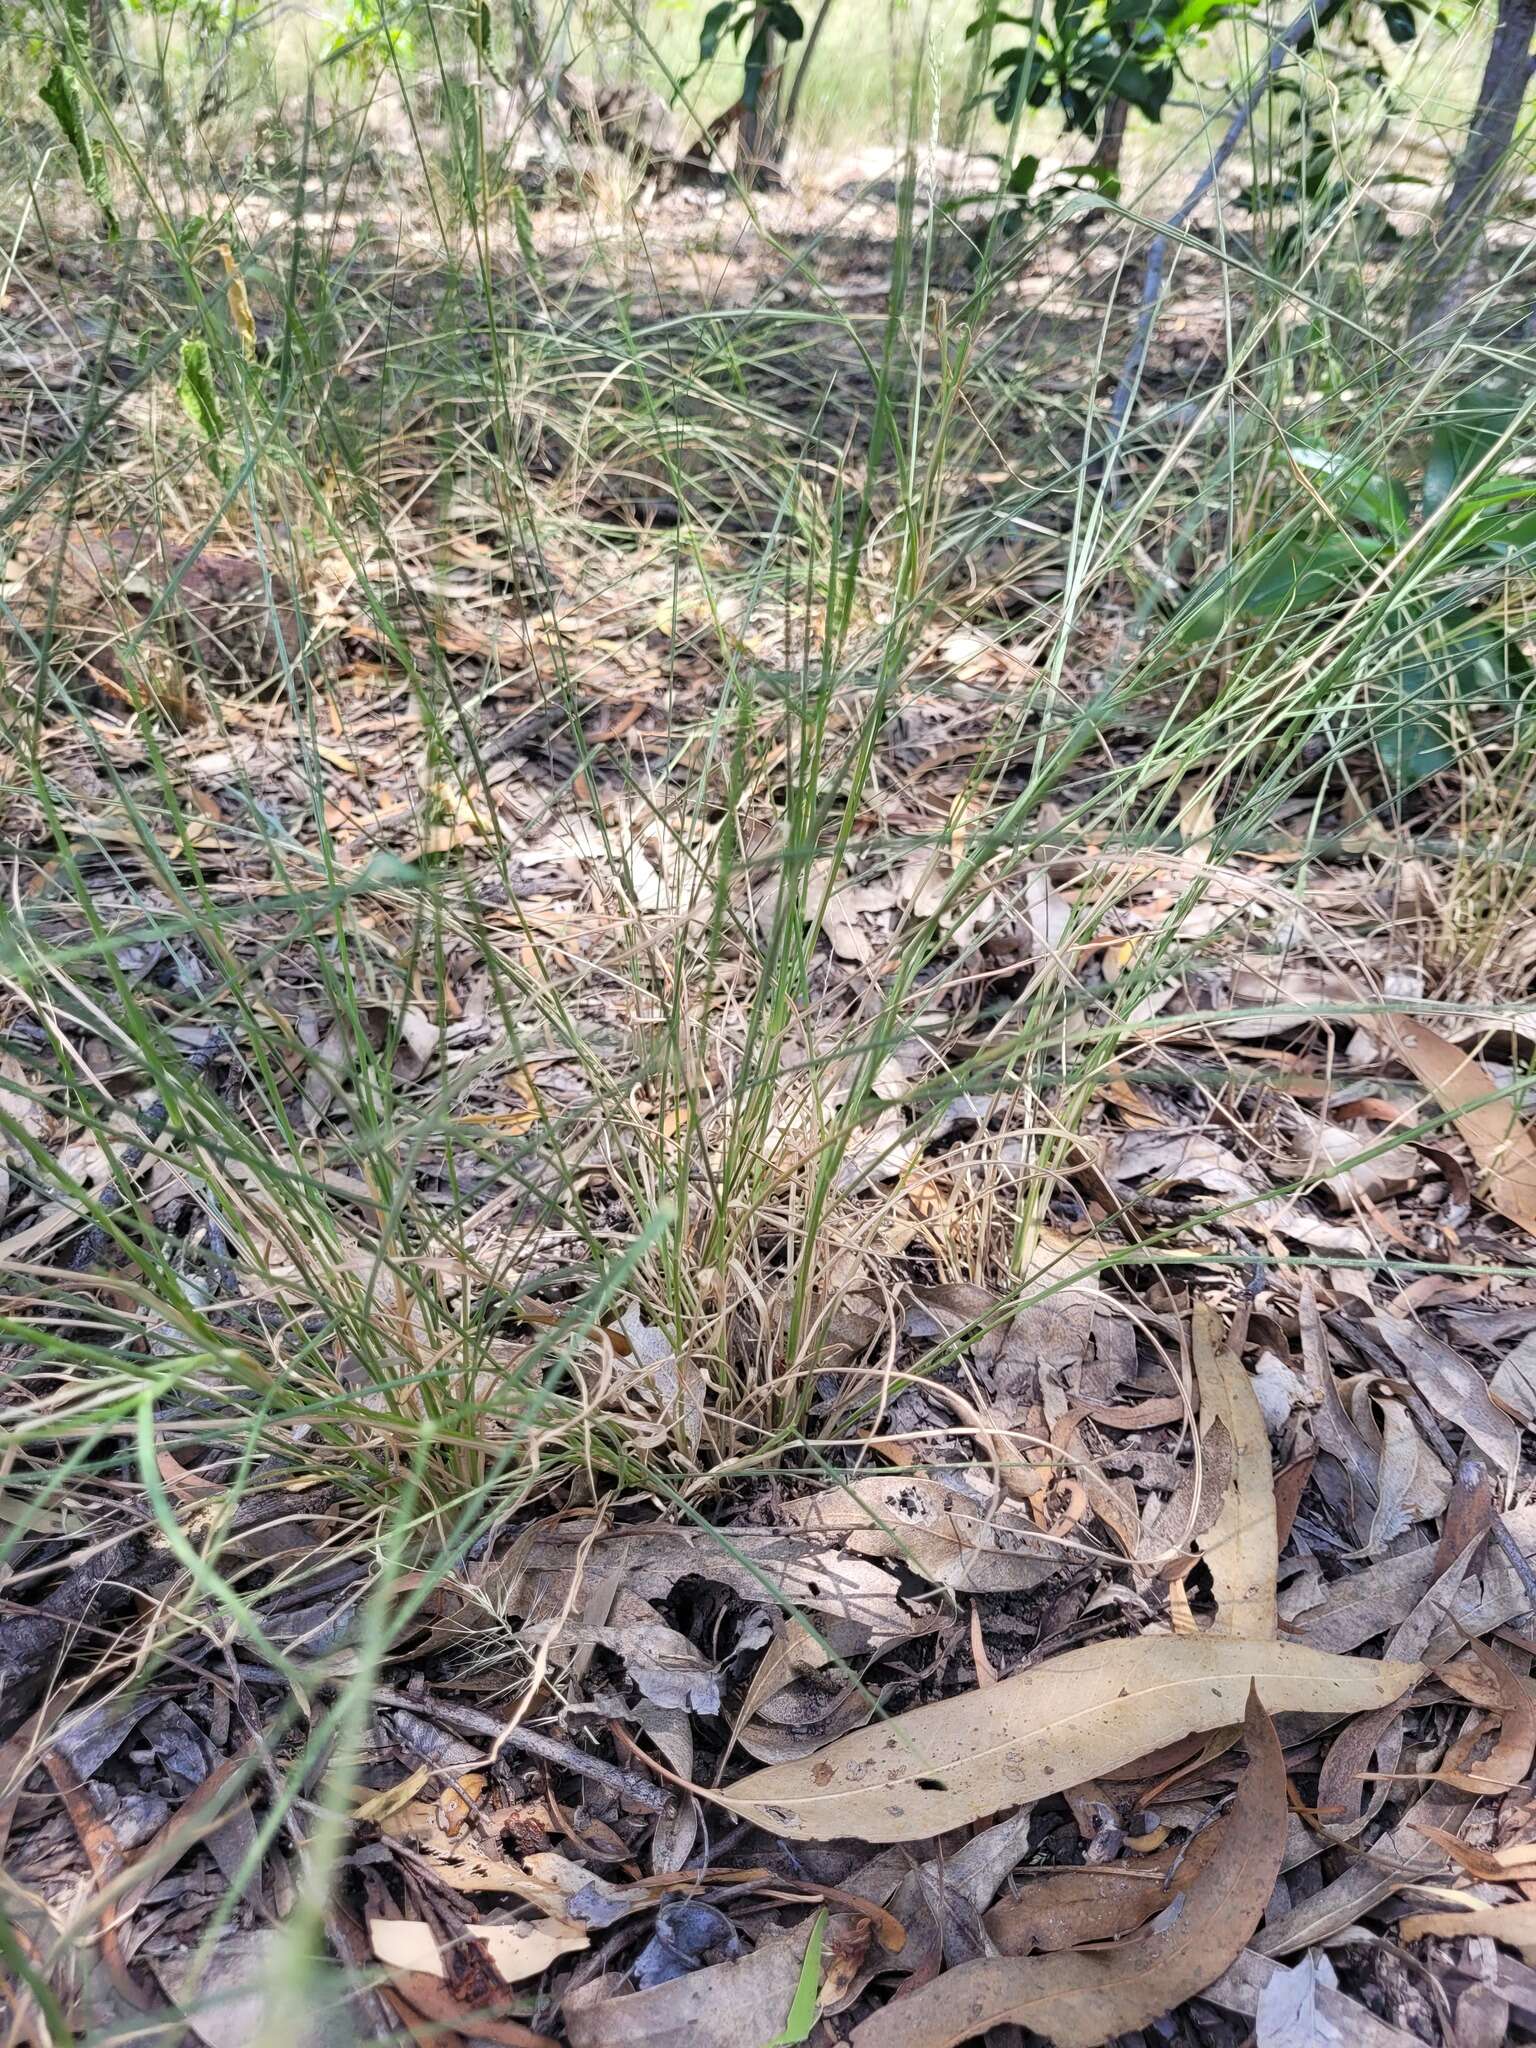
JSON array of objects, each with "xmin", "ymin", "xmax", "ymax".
[
  {"xmin": 721, "ymin": 1634, "xmax": 1418, "ymax": 1842},
  {"xmin": 1490, "ymin": 1331, "xmax": 1536, "ymax": 1425},
  {"xmin": 1362, "ymin": 1312, "xmax": 1521, "ymax": 1500},
  {"xmin": 1254, "ymin": 1784, "xmax": 1464, "ymax": 1955},
  {"xmin": 616, "ymin": 1304, "xmax": 706, "ymax": 1453},
  {"xmin": 564, "ymin": 1917, "xmax": 817, "ymax": 2048},
  {"xmin": 1288, "ymin": 1502, "xmax": 1536, "ymax": 1655},
  {"xmin": 1192, "ymin": 1304, "xmax": 1278, "ymax": 1640},
  {"xmin": 986, "ymin": 1825, "xmax": 1223, "ymax": 1955},
  {"xmin": 1253, "ymin": 1951, "xmax": 1344, "ymax": 2048},
  {"xmin": 778, "ymin": 1471, "xmax": 1057, "ymax": 1595},
  {"xmin": 378, "ymin": 1820, "xmax": 539, "ymax": 1895},
  {"xmin": 1204, "ymin": 1949, "xmax": 1420, "ymax": 2048},
  {"xmin": 1398, "ymin": 1902, "xmax": 1536, "ymax": 1960},
  {"xmin": 370, "ymin": 1914, "xmax": 587, "ymax": 1983},
  {"xmin": 600, "ymin": 1592, "xmax": 722, "ymax": 1715},
  {"xmin": 1375, "ymin": 1013, "xmax": 1536, "ymax": 1236},
  {"xmin": 155, "ymin": 1935, "xmax": 353, "ymax": 2048},
  {"xmin": 843, "ymin": 1688, "xmax": 1287, "ymax": 2048}
]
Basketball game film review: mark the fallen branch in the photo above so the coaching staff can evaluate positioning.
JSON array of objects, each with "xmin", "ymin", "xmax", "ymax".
[
  {"xmin": 373, "ymin": 1688, "xmax": 671, "ymax": 1814},
  {"xmin": 1105, "ymin": 3, "xmax": 1321, "ymax": 450}
]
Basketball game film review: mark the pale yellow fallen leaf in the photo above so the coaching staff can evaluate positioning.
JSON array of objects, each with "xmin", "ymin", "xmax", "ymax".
[
  {"xmin": 1375, "ymin": 1013, "xmax": 1536, "ymax": 1237},
  {"xmin": 721, "ymin": 1634, "xmax": 1418, "ymax": 1841},
  {"xmin": 1399, "ymin": 1901, "xmax": 1536, "ymax": 1962},
  {"xmin": 369, "ymin": 1913, "xmax": 587, "ymax": 1983},
  {"xmin": 1192, "ymin": 1303, "xmax": 1278, "ymax": 1640}
]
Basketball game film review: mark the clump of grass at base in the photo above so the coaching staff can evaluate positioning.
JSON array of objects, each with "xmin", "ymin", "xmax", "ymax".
[{"xmin": 1, "ymin": 0, "xmax": 1533, "ymax": 2028}]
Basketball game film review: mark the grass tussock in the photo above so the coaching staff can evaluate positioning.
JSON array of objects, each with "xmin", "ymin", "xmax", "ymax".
[{"xmin": 3, "ymin": 1, "xmax": 1536, "ymax": 2040}]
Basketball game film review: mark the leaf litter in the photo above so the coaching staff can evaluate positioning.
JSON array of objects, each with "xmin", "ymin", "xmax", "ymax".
[{"xmin": 4, "ymin": 105, "xmax": 1536, "ymax": 2048}]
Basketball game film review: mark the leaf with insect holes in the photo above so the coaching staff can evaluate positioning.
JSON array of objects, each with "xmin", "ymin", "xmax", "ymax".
[
  {"xmin": 40, "ymin": 63, "xmax": 117, "ymax": 238},
  {"xmin": 721, "ymin": 1634, "xmax": 1419, "ymax": 1842},
  {"xmin": 177, "ymin": 338, "xmax": 224, "ymax": 456},
  {"xmin": 844, "ymin": 1687, "xmax": 1288, "ymax": 2048}
]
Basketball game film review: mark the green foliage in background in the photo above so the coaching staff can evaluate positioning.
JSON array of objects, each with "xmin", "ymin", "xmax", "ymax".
[{"xmin": 1180, "ymin": 384, "xmax": 1536, "ymax": 786}]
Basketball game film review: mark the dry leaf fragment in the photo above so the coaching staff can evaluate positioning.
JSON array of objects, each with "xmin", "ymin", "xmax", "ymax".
[
  {"xmin": 564, "ymin": 1917, "xmax": 818, "ymax": 2048},
  {"xmin": 1253, "ymin": 1951, "xmax": 1344, "ymax": 2048},
  {"xmin": 1399, "ymin": 1902, "xmax": 1536, "ymax": 1961},
  {"xmin": 1296, "ymin": 1280, "xmax": 1380, "ymax": 1540},
  {"xmin": 777, "ymin": 1472, "xmax": 1056, "ymax": 1595},
  {"xmin": 1360, "ymin": 1312, "xmax": 1521, "ymax": 1501},
  {"xmin": 1288, "ymin": 1501, "xmax": 1536, "ymax": 1656},
  {"xmin": 1203, "ymin": 1949, "xmax": 1421, "ymax": 2048},
  {"xmin": 1254, "ymin": 1785, "xmax": 1464, "ymax": 1955},
  {"xmin": 1431, "ymin": 1641, "xmax": 1536, "ymax": 1794},
  {"xmin": 721, "ymin": 1634, "xmax": 1418, "ymax": 1842},
  {"xmin": 844, "ymin": 1688, "xmax": 1286, "ymax": 2048},
  {"xmin": 369, "ymin": 1914, "xmax": 587, "ymax": 1984},
  {"xmin": 155, "ymin": 1933, "xmax": 350, "ymax": 2048},
  {"xmin": 615, "ymin": 1304, "xmax": 706, "ymax": 1453},
  {"xmin": 985, "ymin": 1826, "xmax": 1223, "ymax": 1954},
  {"xmin": 600, "ymin": 1591, "xmax": 722, "ymax": 1714},
  {"xmin": 1192, "ymin": 1304, "xmax": 1278, "ymax": 1640},
  {"xmin": 353, "ymin": 1768, "xmax": 433, "ymax": 1821},
  {"xmin": 1375, "ymin": 1013, "xmax": 1536, "ymax": 1236},
  {"xmin": 1490, "ymin": 1330, "xmax": 1536, "ymax": 1424}
]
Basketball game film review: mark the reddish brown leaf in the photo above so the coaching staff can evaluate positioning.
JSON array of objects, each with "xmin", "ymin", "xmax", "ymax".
[{"xmin": 845, "ymin": 1687, "xmax": 1287, "ymax": 2048}]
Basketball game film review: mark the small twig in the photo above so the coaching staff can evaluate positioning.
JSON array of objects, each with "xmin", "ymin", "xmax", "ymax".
[
  {"xmin": 372, "ymin": 1689, "xmax": 670, "ymax": 1815},
  {"xmin": 606, "ymin": 1718, "xmax": 714, "ymax": 1803},
  {"xmin": 1105, "ymin": 4, "xmax": 1321, "ymax": 455}
]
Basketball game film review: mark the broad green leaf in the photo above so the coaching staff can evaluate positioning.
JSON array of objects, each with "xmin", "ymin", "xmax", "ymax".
[
  {"xmin": 1424, "ymin": 382, "xmax": 1524, "ymax": 516},
  {"xmin": 1380, "ymin": 652, "xmax": 1452, "ymax": 789},
  {"xmin": 1241, "ymin": 532, "xmax": 1385, "ymax": 615},
  {"xmin": 1080, "ymin": 51, "xmax": 1173, "ymax": 118},
  {"xmin": 698, "ymin": 0, "xmax": 739, "ymax": 62},
  {"xmin": 177, "ymin": 337, "xmax": 224, "ymax": 451},
  {"xmin": 1286, "ymin": 441, "xmax": 1411, "ymax": 538},
  {"xmin": 40, "ymin": 62, "xmax": 118, "ymax": 239},
  {"xmin": 1176, "ymin": 530, "xmax": 1387, "ymax": 642},
  {"xmin": 1440, "ymin": 614, "xmax": 1535, "ymax": 702},
  {"xmin": 766, "ymin": 0, "xmax": 805, "ymax": 40},
  {"xmin": 1165, "ymin": 0, "xmax": 1249, "ymax": 30},
  {"xmin": 1446, "ymin": 500, "xmax": 1536, "ymax": 562},
  {"xmin": 965, "ymin": 9, "xmax": 1043, "ymax": 41}
]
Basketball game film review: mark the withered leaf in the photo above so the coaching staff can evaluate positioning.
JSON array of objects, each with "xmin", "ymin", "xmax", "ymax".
[
  {"xmin": 1399, "ymin": 1902, "xmax": 1536, "ymax": 1961},
  {"xmin": 370, "ymin": 1914, "xmax": 587, "ymax": 1984},
  {"xmin": 1192, "ymin": 1304, "xmax": 1278, "ymax": 1639},
  {"xmin": 777, "ymin": 1471, "xmax": 1056, "ymax": 1594},
  {"xmin": 845, "ymin": 1687, "xmax": 1287, "ymax": 2048},
  {"xmin": 1375, "ymin": 1014, "xmax": 1536, "ymax": 1237},
  {"xmin": 985, "ymin": 1824, "xmax": 1223, "ymax": 1954},
  {"xmin": 564, "ymin": 1917, "xmax": 817, "ymax": 2048},
  {"xmin": 721, "ymin": 1634, "xmax": 1418, "ymax": 1842}
]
